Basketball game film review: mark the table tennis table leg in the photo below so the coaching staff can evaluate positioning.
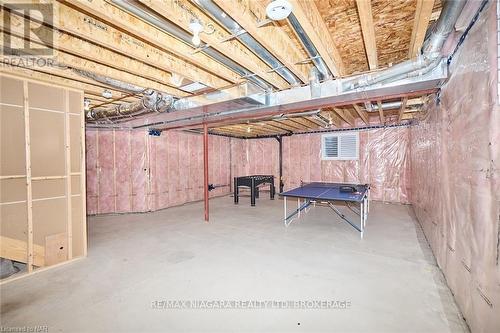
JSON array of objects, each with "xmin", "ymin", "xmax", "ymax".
[
  {"xmin": 234, "ymin": 177, "xmax": 239, "ymax": 204},
  {"xmin": 297, "ymin": 198, "xmax": 301, "ymax": 218},
  {"xmin": 360, "ymin": 199, "xmax": 364, "ymax": 239},
  {"xmin": 364, "ymin": 196, "xmax": 368, "ymax": 228},
  {"xmin": 283, "ymin": 196, "xmax": 287, "ymax": 225},
  {"xmin": 250, "ymin": 178, "xmax": 256, "ymax": 206}
]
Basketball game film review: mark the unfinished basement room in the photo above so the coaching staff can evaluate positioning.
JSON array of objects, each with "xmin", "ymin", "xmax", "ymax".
[{"xmin": 0, "ymin": 0, "xmax": 499, "ymax": 332}]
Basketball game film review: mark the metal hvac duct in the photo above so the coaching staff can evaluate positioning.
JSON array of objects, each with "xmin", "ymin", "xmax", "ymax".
[
  {"xmin": 73, "ymin": 68, "xmax": 145, "ymax": 94},
  {"xmin": 111, "ymin": 0, "xmax": 273, "ymax": 90},
  {"xmin": 192, "ymin": 0, "xmax": 301, "ymax": 86},
  {"xmin": 87, "ymin": 89, "xmax": 174, "ymax": 122},
  {"xmin": 287, "ymin": 13, "xmax": 332, "ymax": 80},
  {"xmin": 342, "ymin": 0, "xmax": 466, "ymax": 91},
  {"xmin": 364, "ymin": 100, "xmax": 423, "ymax": 112}
]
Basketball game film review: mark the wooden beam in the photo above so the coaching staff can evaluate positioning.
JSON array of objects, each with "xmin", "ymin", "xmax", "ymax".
[
  {"xmin": 0, "ymin": 28, "xmax": 185, "ymax": 97},
  {"xmin": 377, "ymin": 100, "xmax": 385, "ymax": 123},
  {"xmin": 139, "ymin": 0, "xmax": 288, "ymax": 89},
  {"xmin": 399, "ymin": 97, "xmax": 408, "ymax": 122},
  {"xmin": 352, "ymin": 104, "xmax": 369, "ymax": 125},
  {"xmin": 355, "ymin": 0, "xmax": 378, "ymax": 70},
  {"xmin": 0, "ymin": 236, "xmax": 45, "ymax": 267},
  {"xmin": 210, "ymin": 0, "xmax": 309, "ymax": 83},
  {"xmin": 22, "ymin": 80, "xmax": 34, "ymax": 272},
  {"xmin": 288, "ymin": 0, "xmax": 345, "ymax": 77},
  {"xmin": 320, "ymin": 112, "xmax": 341, "ymax": 128},
  {"xmin": 0, "ymin": 64, "xmax": 139, "ymax": 103},
  {"xmin": 332, "ymin": 107, "xmax": 355, "ymax": 126},
  {"xmin": 61, "ymin": 0, "xmax": 239, "ymax": 83},
  {"xmin": 54, "ymin": 1, "xmax": 231, "ymax": 89},
  {"xmin": 408, "ymin": 0, "xmax": 435, "ymax": 58}
]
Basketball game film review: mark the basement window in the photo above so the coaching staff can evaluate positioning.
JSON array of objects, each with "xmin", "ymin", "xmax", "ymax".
[{"xmin": 321, "ymin": 132, "xmax": 359, "ymax": 160}]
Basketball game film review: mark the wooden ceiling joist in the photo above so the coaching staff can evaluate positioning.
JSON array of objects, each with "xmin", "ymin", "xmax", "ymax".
[
  {"xmin": 66, "ymin": 0, "xmax": 239, "ymax": 87},
  {"xmin": 57, "ymin": 0, "xmax": 232, "ymax": 89},
  {"xmin": 352, "ymin": 104, "xmax": 369, "ymax": 125},
  {"xmin": 408, "ymin": 0, "xmax": 435, "ymax": 58},
  {"xmin": 320, "ymin": 111, "xmax": 341, "ymax": 128},
  {"xmin": 1, "ymin": 9, "xmax": 190, "ymax": 95},
  {"xmin": 377, "ymin": 100, "xmax": 385, "ymax": 123},
  {"xmin": 399, "ymin": 97, "xmax": 408, "ymax": 122},
  {"xmin": 210, "ymin": 0, "xmax": 310, "ymax": 83},
  {"xmin": 355, "ymin": 0, "xmax": 378, "ymax": 70},
  {"xmin": 0, "ymin": 25, "xmax": 186, "ymax": 97},
  {"xmin": 138, "ymin": 0, "xmax": 289, "ymax": 89},
  {"xmin": 332, "ymin": 107, "xmax": 355, "ymax": 126},
  {"xmin": 0, "ymin": 64, "xmax": 136, "ymax": 104},
  {"xmin": 288, "ymin": 0, "xmax": 345, "ymax": 77}
]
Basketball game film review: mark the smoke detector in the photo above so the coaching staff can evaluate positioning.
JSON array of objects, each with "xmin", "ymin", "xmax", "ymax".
[{"xmin": 266, "ymin": 0, "xmax": 292, "ymax": 21}]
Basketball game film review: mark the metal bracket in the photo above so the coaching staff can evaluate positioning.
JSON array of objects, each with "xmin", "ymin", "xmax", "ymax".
[
  {"xmin": 190, "ymin": 44, "xmax": 210, "ymax": 55},
  {"xmin": 295, "ymin": 55, "xmax": 321, "ymax": 65},
  {"xmin": 266, "ymin": 65, "xmax": 287, "ymax": 73},
  {"xmin": 256, "ymin": 18, "xmax": 273, "ymax": 28},
  {"xmin": 220, "ymin": 29, "xmax": 246, "ymax": 43}
]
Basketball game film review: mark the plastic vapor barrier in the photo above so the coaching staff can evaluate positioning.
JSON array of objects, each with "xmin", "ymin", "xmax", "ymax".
[{"xmin": 409, "ymin": 4, "xmax": 499, "ymax": 332}]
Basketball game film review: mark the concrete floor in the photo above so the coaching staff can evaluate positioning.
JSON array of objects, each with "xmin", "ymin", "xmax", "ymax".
[{"xmin": 1, "ymin": 196, "xmax": 468, "ymax": 332}]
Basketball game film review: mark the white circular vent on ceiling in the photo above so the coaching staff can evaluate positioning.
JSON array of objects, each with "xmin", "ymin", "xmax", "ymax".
[{"xmin": 266, "ymin": 0, "xmax": 293, "ymax": 21}]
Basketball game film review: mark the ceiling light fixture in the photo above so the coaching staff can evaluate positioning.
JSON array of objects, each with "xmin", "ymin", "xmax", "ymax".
[
  {"xmin": 189, "ymin": 19, "xmax": 203, "ymax": 47},
  {"xmin": 102, "ymin": 89, "xmax": 112, "ymax": 99},
  {"xmin": 266, "ymin": 0, "xmax": 293, "ymax": 21}
]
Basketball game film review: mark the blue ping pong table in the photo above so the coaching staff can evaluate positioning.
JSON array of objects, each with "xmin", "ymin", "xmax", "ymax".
[{"xmin": 279, "ymin": 182, "xmax": 370, "ymax": 238}]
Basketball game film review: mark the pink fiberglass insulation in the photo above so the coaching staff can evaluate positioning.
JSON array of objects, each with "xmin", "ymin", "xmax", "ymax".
[
  {"xmin": 230, "ymin": 138, "xmax": 280, "ymax": 191},
  {"xmin": 114, "ymin": 131, "xmax": 132, "ymax": 213},
  {"xmin": 85, "ymin": 129, "xmax": 231, "ymax": 215},
  {"xmin": 131, "ymin": 130, "xmax": 148, "ymax": 212},
  {"xmin": 409, "ymin": 4, "xmax": 499, "ymax": 332},
  {"xmin": 97, "ymin": 130, "xmax": 114, "ymax": 214},
  {"xmin": 275, "ymin": 128, "xmax": 409, "ymax": 203},
  {"xmin": 85, "ymin": 130, "xmax": 98, "ymax": 215}
]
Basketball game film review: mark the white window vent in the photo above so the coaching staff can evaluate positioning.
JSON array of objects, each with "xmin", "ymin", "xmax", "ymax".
[{"xmin": 321, "ymin": 132, "xmax": 359, "ymax": 160}]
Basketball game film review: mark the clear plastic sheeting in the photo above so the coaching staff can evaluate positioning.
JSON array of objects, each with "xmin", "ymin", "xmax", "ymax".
[
  {"xmin": 85, "ymin": 129, "xmax": 231, "ymax": 215},
  {"xmin": 282, "ymin": 129, "xmax": 410, "ymax": 203},
  {"xmin": 230, "ymin": 127, "xmax": 411, "ymax": 204},
  {"xmin": 409, "ymin": 4, "xmax": 499, "ymax": 332}
]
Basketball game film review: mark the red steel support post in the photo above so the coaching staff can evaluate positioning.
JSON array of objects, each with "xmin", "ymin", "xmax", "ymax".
[{"xmin": 203, "ymin": 123, "xmax": 209, "ymax": 222}]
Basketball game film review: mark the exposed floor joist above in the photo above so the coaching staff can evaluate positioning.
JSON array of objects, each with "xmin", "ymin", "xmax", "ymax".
[{"xmin": 0, "ymin": 0, "xmax": 444, "ymax": 137}]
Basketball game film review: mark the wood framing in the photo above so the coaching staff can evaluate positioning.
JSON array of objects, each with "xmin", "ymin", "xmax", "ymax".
[
  {"xmin": 355, "ymin": 0, "xmax": 378, "ymax": 70},
  {"xmin": 352, "ymin": 104, "xmax": 369, "ymax": 125},
  {"xmin": 137, "ymin": 0, "xmax": 288, "ymax": 89},
  {"xmin": 377, "ymin": 100, "xmax": 385, "ymax": 123},
  {"xmin": 399, "ymin": 97, "xmax": 408, "ymax": 122},
  {"xmin": 408, "ymin": 0, "xmax": 435, "ymax": 58},
  {"xmin": 64, "ymin": 0, "xmax": 240, "ymax": 88},
  {"xmin": 210, "ymin": 0, "xmax": 310, "ymax": 83},
  {"xmin": 52, "ymin": 1, "xmax": 231, "ymax": 89},
  {"xmin": 288, "ymin": 0, "xmax": 345, "ymax": 77},
  {"xmin": 332, "ymin": 107, "xmax": 355, "ymax": 126},
  {"xmin": 0, "ymin": 73, "xmax": 87, "ymax": 281},
  {"xmin": 22, "ymin": 80, "xmax": 34, "ymax": 272}
]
